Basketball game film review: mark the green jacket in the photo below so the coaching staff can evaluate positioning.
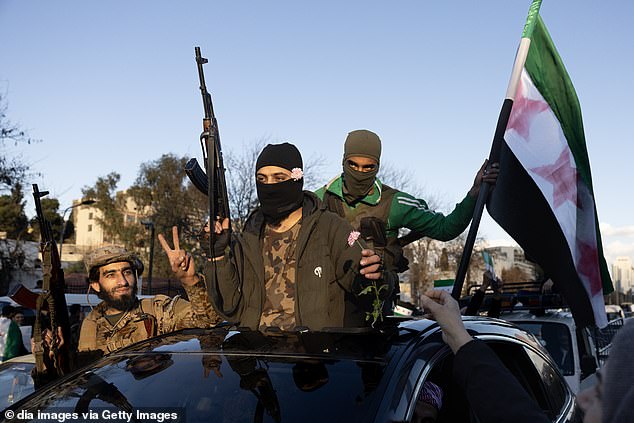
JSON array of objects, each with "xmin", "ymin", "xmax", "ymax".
[
  {"xmin": 206, "ymin": 192, "xmax": 373, "ymax": 330},
  {"xmin": 315, "ymin": 175, "xmax": 476, "ymax": 241}
]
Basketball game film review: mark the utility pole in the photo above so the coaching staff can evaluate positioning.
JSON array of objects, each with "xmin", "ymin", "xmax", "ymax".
[{"xmin": 141, "ymin": 221, "xmax": 155, "ymax": 294}]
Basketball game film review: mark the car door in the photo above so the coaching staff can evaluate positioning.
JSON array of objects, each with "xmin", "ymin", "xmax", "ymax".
[{"xmin": 402, "ymin": 336, "xmax": 578, "ymax": 423}]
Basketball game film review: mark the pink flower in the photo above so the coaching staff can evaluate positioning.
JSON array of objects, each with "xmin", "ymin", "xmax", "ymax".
[
  {"xmin": 290, "ymin": 167, "xmax": 304, "ymax": 181},
  {"xmin": 347, "ymin": 230, "xmax": 361, "ymax": 247}
]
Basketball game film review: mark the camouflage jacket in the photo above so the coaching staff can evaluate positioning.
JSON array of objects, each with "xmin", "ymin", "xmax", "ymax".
[{"xmin": 78, "ymin": 280, "xmax": 221, "ymax": 354}]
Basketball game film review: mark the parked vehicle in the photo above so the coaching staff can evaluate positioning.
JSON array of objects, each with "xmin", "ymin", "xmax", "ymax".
[
  {"xmin": 605, "ymin": 304, "xmax": 625, "ymax": 321},
  {"xmin": 503, "ymin": 310, "xmax": 601, "ymax": 395},
  {"xmin": 2, "ymin": 318, "xmax": 578, "ymax": 422}
]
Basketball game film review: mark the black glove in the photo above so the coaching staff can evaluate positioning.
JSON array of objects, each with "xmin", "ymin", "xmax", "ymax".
[{"xmin": 212, "ymin": 228, "xmax": 231, "ymax": 257}]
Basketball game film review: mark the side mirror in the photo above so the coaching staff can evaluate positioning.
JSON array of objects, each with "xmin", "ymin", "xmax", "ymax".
[{"xmin": 580, "ymin": 355, "xmax": 597, "ymax": 380}]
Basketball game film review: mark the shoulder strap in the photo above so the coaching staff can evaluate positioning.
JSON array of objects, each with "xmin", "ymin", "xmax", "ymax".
[
  {"xmin": 138, "ymin": 299, "xmax": 157, "ymax": 337},
  {"xmin": 323, "ymin": 190, "xmax": 346, "ymax": 218}
]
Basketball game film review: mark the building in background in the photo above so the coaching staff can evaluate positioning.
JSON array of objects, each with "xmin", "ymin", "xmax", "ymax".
[
  {"xmin": 484, "ymin": 245, "xmax": 538, "ymax": 281},
  {"xmin": 73, "ymin": 192, "xmax": 145, "ymax": 249},
  {"xmin": 0, "ymin": 236, "xmax": 41, "ymax": 294},
  {"xmin": 611, "ymin": 256, "xmax": 633, "ymax": 294},
  {"xmin": 61, "ymin": 191, "xmax": 147, "ymax": 270}
]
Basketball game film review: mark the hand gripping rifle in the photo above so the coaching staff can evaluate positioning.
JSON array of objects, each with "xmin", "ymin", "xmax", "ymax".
[
  {"xmin": 185, "ymin": 47, "xmax": 237, "ymax": 314},
  {"xmin": 31, "ymin": 184, "xmax": 72, "ymax": 386}
]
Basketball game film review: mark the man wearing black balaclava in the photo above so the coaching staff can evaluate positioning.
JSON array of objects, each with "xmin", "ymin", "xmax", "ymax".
[
  {"xmin": 315, "ymin": 130, "xmax": 499, "ymax": 324},
  {"xmin": 199, "ymin": 142, "xmax": 391, "ymax": 331}
]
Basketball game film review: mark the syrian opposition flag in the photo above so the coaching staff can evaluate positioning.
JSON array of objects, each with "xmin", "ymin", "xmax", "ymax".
[
  {"xmin": 487, "ymin": 15, "xmax": 613, "ymax": 328},
  {"xmin": 482, "ymin": 251, "xmax": 496, "ymax": 278}
]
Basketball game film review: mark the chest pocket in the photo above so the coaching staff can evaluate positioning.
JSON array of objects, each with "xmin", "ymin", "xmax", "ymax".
[{"xmin": 102, "ymin": 314, "xmax": 157, "ymax": 353}]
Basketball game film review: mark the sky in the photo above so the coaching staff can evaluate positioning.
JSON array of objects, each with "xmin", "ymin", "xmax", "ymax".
[{"xmin": 1, "ymin": 1, "xmax": 633, "ymax": 270}]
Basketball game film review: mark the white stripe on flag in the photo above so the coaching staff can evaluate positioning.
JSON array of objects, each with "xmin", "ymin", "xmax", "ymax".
[{"xmin": 505, "ymin": 69, "xmax": 606, "ymax": 327}]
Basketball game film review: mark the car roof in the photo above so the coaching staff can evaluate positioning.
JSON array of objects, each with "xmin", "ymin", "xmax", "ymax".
[
  {"xmin": 501, "ymin": 310, "xmax": 576, "ymax": 327},
  {"xmin": 1, "ymin": 353, "xmax": 35, "ymax": 364},
  {"xmin": 605, "ymin": 305, "xmax": 623, "ymax": 312},
  {"xmin": 104, "ymin": 316, "xmax": 540, "ymax": 361}
]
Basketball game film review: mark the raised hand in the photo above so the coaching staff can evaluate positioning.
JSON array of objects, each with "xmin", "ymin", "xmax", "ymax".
[
  {"xmin": 421, "ymin": 289, "xmax": 473, "ymax": 353},
  {"xmin": 158, "ymin": 226, "xmax": 197, "ymax": 285},
  {"xmin": 469, "ymin": 159, "xmax": 500, "ymax": 197},
  {"xmin": 205, "ymin": 217, "xmax": 231, "ymax": 259}
]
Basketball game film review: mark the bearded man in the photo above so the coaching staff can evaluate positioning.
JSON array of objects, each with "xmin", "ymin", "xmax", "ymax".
[{"xmin": 78, "ymin": 243, "xmax": 220, "ymax": 355}]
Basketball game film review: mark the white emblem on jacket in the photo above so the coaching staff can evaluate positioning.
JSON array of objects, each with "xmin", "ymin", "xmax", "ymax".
[{"xmin": 314, "ymin": 266, "xmax": 323, "ymax": 278}]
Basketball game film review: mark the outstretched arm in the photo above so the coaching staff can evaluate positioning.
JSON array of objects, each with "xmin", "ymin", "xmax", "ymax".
[
  {"xmin": 158, "ymin": 226, "xmax": 221, "ymax": 327},
  {"xmin": 421, "ymin": 289, "xmax": 549, "ymax": 423}
]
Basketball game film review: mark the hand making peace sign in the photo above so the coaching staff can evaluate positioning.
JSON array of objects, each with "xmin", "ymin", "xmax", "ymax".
[{"xmin": 158, "ymin": 226, "xmax": 198, "ymax": 286}]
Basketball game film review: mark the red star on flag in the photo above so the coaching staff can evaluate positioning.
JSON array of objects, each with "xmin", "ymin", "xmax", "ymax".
[
  {"xmin": 507, "ymin": 77, "xmax": 550, "ymax": 140},
  {"xmin": 576, "ymin": 238, "xmax": 602, "ymax": 295},
  {"xmin": 531, "ymin": 149, "xmax": 579, "ymax": 209}
]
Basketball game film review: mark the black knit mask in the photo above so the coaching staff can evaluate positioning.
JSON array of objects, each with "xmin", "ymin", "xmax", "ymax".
[
  {"xmin": 257, "ymin": 179, "xmax": 304, "ymax": 224},
  {"xmin": 255, "ymin": 143, "xmax": 304, "ymax": 223}
]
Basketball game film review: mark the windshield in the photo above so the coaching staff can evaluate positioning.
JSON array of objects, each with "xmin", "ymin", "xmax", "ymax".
[
  {"xmin": 14, "ymin": 352, "xmax": 387, "ymax": 422},
  {"xmin": 0, "ymin": 360, "xmax": 35, "ymax": 410},
  {"xmin": 514, "ymin": 322, "xmax": 574, "ymax": 376}
]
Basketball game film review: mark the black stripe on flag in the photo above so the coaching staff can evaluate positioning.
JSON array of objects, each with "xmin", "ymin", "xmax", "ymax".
[{"xmin": 487, "ymin": 141, "xmax": 595, "ymax": 328}]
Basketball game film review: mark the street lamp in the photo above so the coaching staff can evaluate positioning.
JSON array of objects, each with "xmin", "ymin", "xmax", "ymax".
[
  {"xmin": 140, "ymin": 220, "xmax": 155, "ymax": 294},
  {"xmin": 59, "ymin": 199, "xmax": 96, "ymax": 257}
]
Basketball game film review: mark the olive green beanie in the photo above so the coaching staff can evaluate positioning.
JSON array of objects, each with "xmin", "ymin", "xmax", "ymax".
[{"xmin": 343, "ymin": 129, "xmax": 382, "ymax": 164}]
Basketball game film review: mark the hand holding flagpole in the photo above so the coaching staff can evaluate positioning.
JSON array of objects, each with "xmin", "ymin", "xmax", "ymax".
[{"xmin": 452, "ymin": 0, "xmax": 543, "ymax": 300}]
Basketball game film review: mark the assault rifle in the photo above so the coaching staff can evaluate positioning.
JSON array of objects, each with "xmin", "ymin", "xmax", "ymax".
[
  {"xmin": 185, "ymin": 46, "xmax": 231, "ymax": 227},
  {"xmin": 31, "ymin": 184, "xmax": 72, "ymax": 386},
  {"xmin": 185, "ymin": 47, "xmax": 236, "ymax": 314}
]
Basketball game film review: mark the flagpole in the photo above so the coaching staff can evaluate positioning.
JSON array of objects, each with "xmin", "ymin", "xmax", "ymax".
[{"xmin": 451, "ymin": 0, "xmax": 543, "ymax": 300}]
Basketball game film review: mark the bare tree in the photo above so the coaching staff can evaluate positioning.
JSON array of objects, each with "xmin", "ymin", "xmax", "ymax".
[
  {"xmin": 404, "ymin": 234, "xmax": 486, "ymax": 304},
  {"xmin": 373, "ymin": 165, "xmax": 488, "ymax": 304},
  {"xmin": 0, "ymin": 92, "xmax": 38, "ymax": 192}
]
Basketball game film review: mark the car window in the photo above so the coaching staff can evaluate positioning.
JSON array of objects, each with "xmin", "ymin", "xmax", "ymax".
[
  {"xmin": 487, "ymin": 341, "xmax": 568, "ymax": 421},
  {"xmin": 0, "ymin": 361, "xmax": 35, "ymax": 410},
  {"xmin": 414, "ymin": 340, "xmax": 568, "ymax": 422},
  {"xmin": 10, "ymin": 353, "xmax": 388, "ymax": 423},
  {"xmin": 514, "ymin": 322, "xmax": 575, "ymax": 376},
  {"xmin": 415, "ymin": 352, "xmax": 472, "ymax": 423},
  {"xmin": 523, "ymin": 347, "xmax": 568, "ymax": 415}
]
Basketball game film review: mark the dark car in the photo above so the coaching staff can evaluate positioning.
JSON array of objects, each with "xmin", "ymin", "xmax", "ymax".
[
  {"xmin": 0, "ymin": 355, "xmax": 35, "ymax": 410},
  {"xmin": 2, "ymin": 317, "xmax": 577, "ymax": 422}
]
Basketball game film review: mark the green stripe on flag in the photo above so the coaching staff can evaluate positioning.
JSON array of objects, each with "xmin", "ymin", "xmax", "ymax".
[
  {"xmin": 525, "ymin": 16, "xmax": 592, "ymax": 190},
  {"xmin": 521, "ymin": 0, "xmax": 543, "ymax": 39},
  {"xmin": 525, "ymin": 16, "xmax": 613, "ymax": 293},
  {"xmin": 434, "ymin": 279, "xmax": 454, "ymax": 288}
]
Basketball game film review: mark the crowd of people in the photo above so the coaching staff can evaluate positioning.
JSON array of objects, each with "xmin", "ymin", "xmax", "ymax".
[{"xmin": 11, "ymin": 131, "xmax": 631, "ymax": 422}]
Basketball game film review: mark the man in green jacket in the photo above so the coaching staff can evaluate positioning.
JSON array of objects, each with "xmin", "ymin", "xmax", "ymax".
[
  {"xmin": 183, "ymin": 142, "xmax": 391, "ymax": 330},
  {"xmin": 315, "ymin": 130, "xmax": 498, "ymax": 321}
]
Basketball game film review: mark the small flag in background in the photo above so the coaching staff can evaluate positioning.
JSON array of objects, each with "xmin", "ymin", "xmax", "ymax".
[
  {"xmin": 487, "ymin": 15, "xmax": 613, "ymax": 328},
  {"xmin": 482, "ymin": 251, "xmax": 496, "ymax": 279},
  {"xmin": 434, "ymin": 279, "xmax": 455, "ymax": 294}
]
